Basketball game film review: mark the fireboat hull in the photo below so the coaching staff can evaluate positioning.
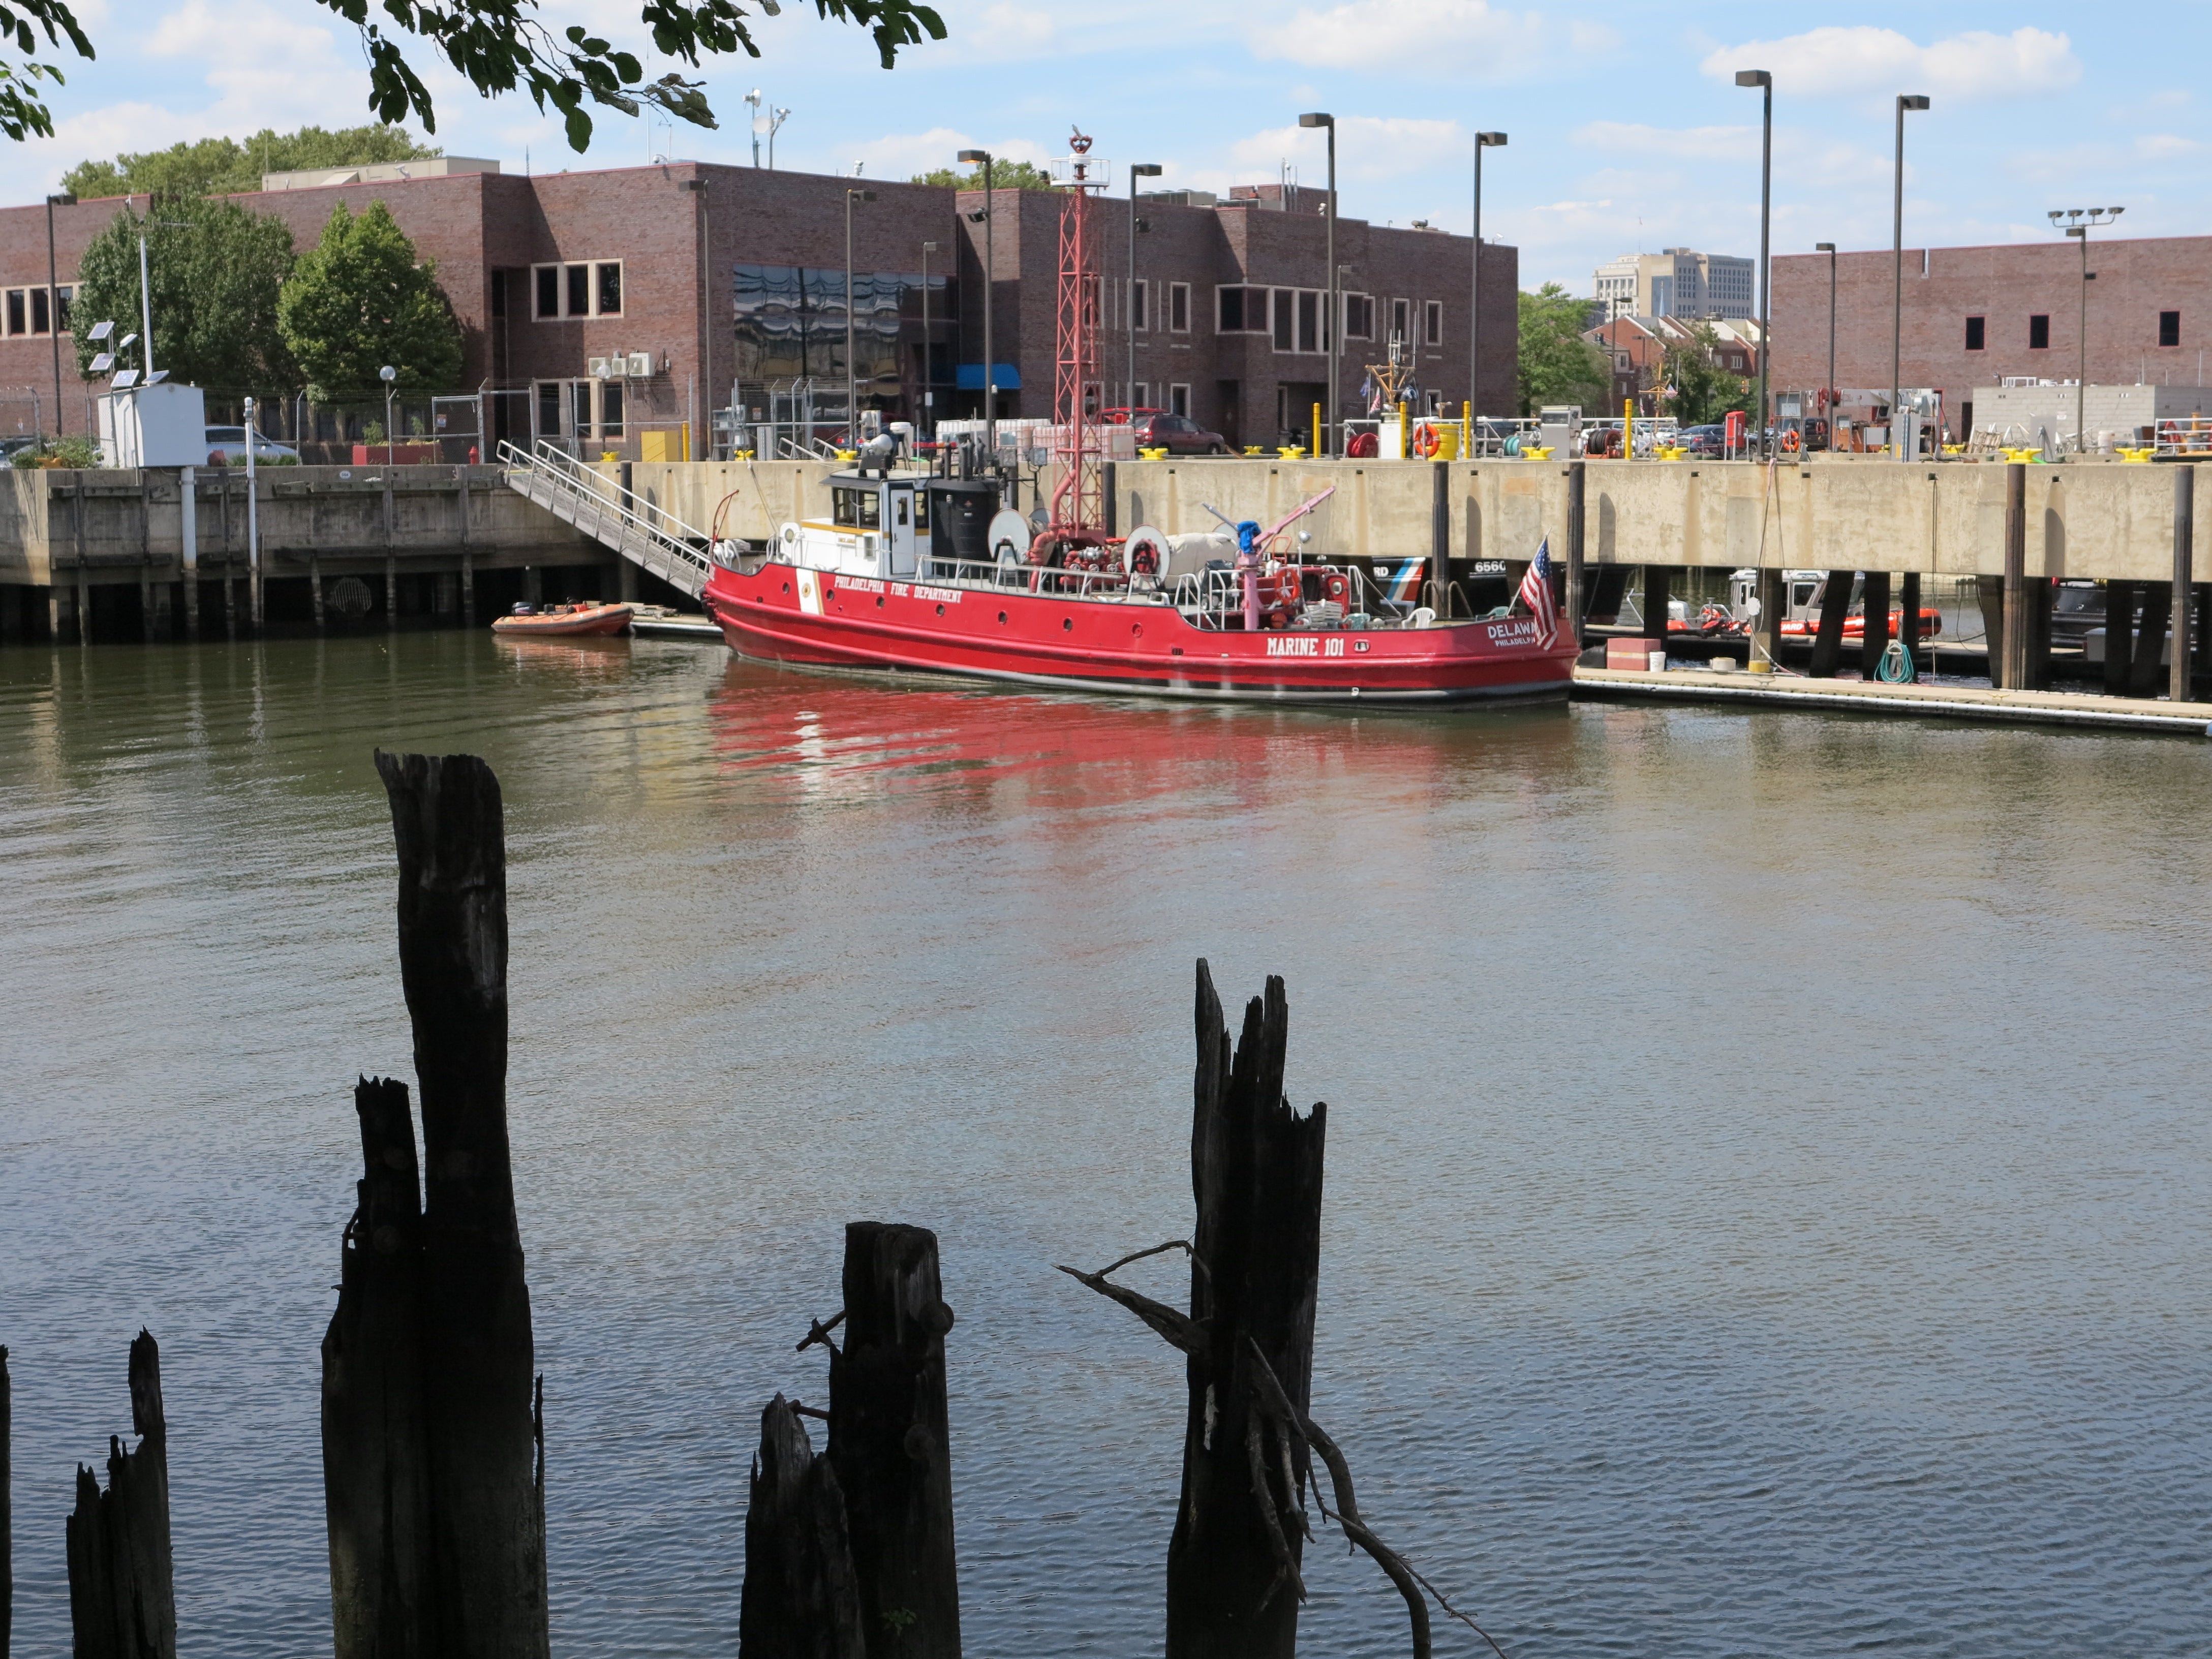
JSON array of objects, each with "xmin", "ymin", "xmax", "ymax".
[{"xmin": 702, "ymin": 563, "xmax": 1578, "ymax": 704}]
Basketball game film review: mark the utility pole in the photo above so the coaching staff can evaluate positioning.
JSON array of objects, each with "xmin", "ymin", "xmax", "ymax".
[
  {"xmin": 1129, "ymin": 163, "xmax": 1161, "ymax": 411},
  {"xmin": 1892, "ymin": 94, "xmax": 1931, "ymax": 458}
]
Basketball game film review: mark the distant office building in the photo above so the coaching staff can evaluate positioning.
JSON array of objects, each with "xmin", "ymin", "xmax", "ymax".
[{"xmin": 1594, "ymin": 249, "xmax": 1755, "ymax": 324}]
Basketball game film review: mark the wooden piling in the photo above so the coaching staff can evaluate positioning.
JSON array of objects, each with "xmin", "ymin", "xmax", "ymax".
[
  {"xmin": 827, "ymin": 1223, "xmax": 961, "ymax": 1659},
  {"xmin": 2173, "ymin": 467, "xmax": 2195, "ymax": 703},
  {"xmin": 1858, "ymin": 571, "xmax": 1893, "ymax": 678},
  {"xmin": 372, "ymin": 751, "xmax": 550, "ymax": 1659},
  {"xmin": 1644, "ymin": 566, "xmax": 1672, "ymax": 649},
  {"xmin": 1752, "ymin": 567, "xmax": 1783, "ymax": 667},
  {"xmin": 322, "ymin": 1077, "xmax": 429, "ymax": 1659},
  {"xmin": 1430, "ymin": 460, "xmax": 1452, "ymax": 617},
  {"xmin": 2003, "ymin": 463, "xmax": 2028, "ymax": 690},
  {"xmin": 1899, "ymin": 571, "xmax": 1922, "ymax": 670},
  {"xmin": 311, "ymin": 557, "xmax": 327, "ymax": 633},
  {"xmin": 741, "ymin": 1397, "xmax": 865, "ymax": 1659},
  {"xmin": 460, "ymin": 551, "xmax": 476, "ymax": 628},
  {"xmin": 2103, "ymin": 579, "xmax": 2136, "ymax": 697},
  {"xmin": 2129, "ymin": 583, "xmax": 2171, "ymax": 699},
  {"xmin": 1565, "ymin": 462, "xmax": 1586, "ymax": 643},
  {"xmin": 65, "ymin": 1331, "xmax": 176, "ymax": 1659},
  {"xmin": 1166, "ymin": 963, "xmax": 1327, "ymax": 1659},
  {"xmin": 1809, "ymin": 570, "xmax": 1853, "ymax": 679}
]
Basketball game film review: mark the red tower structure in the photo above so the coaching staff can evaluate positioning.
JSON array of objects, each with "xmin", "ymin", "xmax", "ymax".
[{"xmin": 1046, "ymin": 128, "xmax": 1110, "ymax": 556}]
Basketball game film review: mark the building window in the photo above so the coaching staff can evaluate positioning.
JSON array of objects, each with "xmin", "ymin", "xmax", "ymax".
[
  {"xmin": 1425, "ymin": 299, "xmax": 1443, "ymax": 346},
  {"xmin": 566, "ymin": 264, "xmax": 589, "ymax": 317},
  {"xmin": 571, "ymin": 380, "xmax": 592, "ymax": 438},
  {"xmin": 2161, "ymin": 310, "xmax": 2182, "ymax": 348},
  {"xmin": 1169, "ymin": 383, "xmax": 1189, "ymax": 417},
  {"xmin": 596, "ymin": 262, "xmax": 622, "ymax": 316},
  {"xmin": 54, "ymin": 286, "xmax": 72, "ymax": 332},
  {"xmin": 2029, "ymin": 314, "xmax": 2050, "ymax": 350},
  {"xmin": 1295, "ymin": 290, "xmax": 1319, "ymax": 354},
  {"xmin": 1217, "ymin": 286, "xmax": 1268, "ymax": 332},
  {"xmin": 1965, "ymin": 316, "xmax": 1985, "ymax": 351},
  {"xmin": 1344, "ymin": 294, "xmax": 1374, "ymax": 340},
  {"xmin": 4, "ymin": 290, "xmax": 22, "ymax": 335},
  {"xmin": 1390, "ymin": 297, "xmax": 1410, "ymax": 345},
  {"xmin": 29, "ymin": 288, "xmax": 50, "ymax": 334},
  {"xmin": 599, "ymin": 379, "xmax": 624, "ymax": 438},
  {"xmin": 1130, "ymin": 382, "xmax": 1150, "ymax": 408},
  {"xmin": 537, "ymin": 380, "xmax": 562, "ymax": 436},
  {"xmin": 1170, "ymin": 282, "xmax": 1190, "ymax": 332},
  {"xmin": 1130, "ymin": 279, "xmax": 1148, "ymax": 331},
  {"xmin": 1272, "ymin": 289, "xmax": 1293, "ymax": 351},
  {"xmin": 536, "ymin": 267, "xmax": 560, "ymax": 318},
  {"xmin": 535, "ymin": 261, "xmax": 622, "ymax": 319}
]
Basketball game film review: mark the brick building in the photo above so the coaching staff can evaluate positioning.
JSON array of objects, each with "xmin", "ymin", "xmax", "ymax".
[
  {"xmin": 1770, "ymin": 235, "xmax": 2212, "ymax": 439},
  {"xmin": 0, "ymin": 158, "xmax": 1517, "ymax": 455},
  {"xmin": 1586, "ymin": 314, "xmax": 1763, "ymax": 411}
]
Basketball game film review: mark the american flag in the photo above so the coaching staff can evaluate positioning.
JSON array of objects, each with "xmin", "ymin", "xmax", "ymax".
[{"xmin": 1518, "ymin": 537, "xmax": 1560, "ymax": 646}]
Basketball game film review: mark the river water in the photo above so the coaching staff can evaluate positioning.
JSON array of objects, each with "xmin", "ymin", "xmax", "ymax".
[{"xmin": 4, "ymin": 633, "xmax": 2207, "ymax": 1657}]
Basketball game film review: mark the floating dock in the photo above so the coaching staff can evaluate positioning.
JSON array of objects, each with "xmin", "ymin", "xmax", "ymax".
[{"xmin": 1573, "ymin": 664, "xmax": 2212, "ymax": 734}]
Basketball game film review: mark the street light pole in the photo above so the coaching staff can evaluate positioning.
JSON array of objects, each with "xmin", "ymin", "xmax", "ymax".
[
  {"xmin": 1816, "ymin": 242, "xmax": 1836, "ymax": 448},
  {"xmin": 1129, "ymin": 163, "xmax": 1161, "ymax": 412},
  {"xmin": 46, "ymin": 191, "xmax": 73, "ymax": 444},
  {"xmin": 1299, "ymin": 113, "xmax": 1337, "ymax": 455},
  {"xmin": 957, "ymin": 148, "xmax": 996, "ymax": 449},
  {"xmin": 1469, "ymin": 133, "xmax": 1507, "ymax": 439},
  {"xmin": 1892, "ymin": 94, "xmax": 1930, "ymax": 458},
  {"xmin": 845, "ymin": 187, "xmax": 875, "ymax": 451},
  {"xmin": 745, "ymin": 89, "xmax": 763, "ymax": 167},
  {"xmin": 1735, "ymin": 70, "xmax": 1772, "ymax": 459},
  {"xmin": 2049, "ymin": 206, "xmax": 2123, "ymax": 453},
  {"xmin": 920, "ymin": 239, "xmax": 939, "ymax": 441}
]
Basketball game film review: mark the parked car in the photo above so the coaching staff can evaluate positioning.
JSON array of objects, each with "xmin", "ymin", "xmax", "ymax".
[
  {"xmin": 1114, "ymin": 410, "xmax": 1230, "ymax": 455},
  {"xmin": 203, "ymin": 426, "xmax": 299, "ymax": 465},
  {"xmin": 2, "ymin": 434, "xmax": 42, "ymax": 463},
  {"xmin": 1675, "ymin": 424, "xmax": 1727, "ymax": 457}
]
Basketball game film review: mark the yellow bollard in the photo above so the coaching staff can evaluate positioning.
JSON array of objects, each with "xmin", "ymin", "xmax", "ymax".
[{"xmin": 1312, "ymin": 401, "xmax": 1324, "ymax": 458}]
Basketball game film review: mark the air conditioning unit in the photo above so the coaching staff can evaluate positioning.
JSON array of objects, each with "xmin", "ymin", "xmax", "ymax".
[
  {"xmin": 587, "ymin": 355, "xmax": 611, "ymax": 379},
  {"xmin": 626, "ymin": 351, "xmax": 653, "ymax": 379}
]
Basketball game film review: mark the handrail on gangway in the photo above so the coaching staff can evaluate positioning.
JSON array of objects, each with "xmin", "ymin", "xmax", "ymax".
[{"xmin": 498, "ymin": 438, "xmax": 721, "ymax": 599}]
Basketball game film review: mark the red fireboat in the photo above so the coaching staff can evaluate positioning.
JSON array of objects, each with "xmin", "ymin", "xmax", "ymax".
[{"xmin": 700, "ymin": 127, "xmax": 1576, "ymax": 706}]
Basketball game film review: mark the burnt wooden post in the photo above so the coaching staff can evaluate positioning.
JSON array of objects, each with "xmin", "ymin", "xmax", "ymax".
[
  {"xmin": 741, "ymin": 1397, "xmax": 866, "ymax": 1659},
  {"xmin": 1167, "ymin": 963, "xmax": 1327, "ymax": 1659},
  {"xmin": 65, "ymin": 1332, "xmax": 176, "ymax": 1659},
  {"xmin": 322, "ymin": 1076, "xmax": 430, "ymax": 1659},
  {"xmin": 373, "ymin": 751, "xmax": 549, "ymax": 1659},
  {"xmin": 827, "ymin": 1223, "xmax": 960, "ymax": 1659},
  {"xmin": 1857, "ymin": 570, "xmax": 1893, "ymax": 678},
  {"xmin": 1809, "ymin": 570, "xmax": 1853, "ymax": 678}
]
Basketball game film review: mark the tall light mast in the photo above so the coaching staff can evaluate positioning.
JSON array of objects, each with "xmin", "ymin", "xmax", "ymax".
[{"xmin": 1047, "ymin": 127, "xmax": 1110, "ymax": 552}]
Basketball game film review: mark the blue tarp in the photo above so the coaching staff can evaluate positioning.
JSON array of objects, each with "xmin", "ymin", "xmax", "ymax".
[{"xmin": 955, "ymin": 363, "xmax": 1022, "ymax": 390}]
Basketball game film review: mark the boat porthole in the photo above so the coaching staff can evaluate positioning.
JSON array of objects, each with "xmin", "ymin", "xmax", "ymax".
[
  {"xmin": 1131, "ymin": 623, "xmax": 1142, "ymax": 638},
  {"xmin": 1062, "ymin": 618, "xmax": 1073, "ymax": 632},
  {"xmin": 782, "ymin": 581, "xmax": 790, "ymax": 594},
  {"xmin": 876, "ymin": 595, "xmax": 885, "ymax": 607},
  {"xmin": 936, "ymin": 603, "xmax": 946, "ymax": 617},
  {"xmin": 998, "ymin": 610, "xmax": 1007, "ymax": 624}
]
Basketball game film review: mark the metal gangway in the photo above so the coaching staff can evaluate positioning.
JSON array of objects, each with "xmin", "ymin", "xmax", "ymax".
[{"xmin": 498, "ymin": 439, "xmax": 717, "ymax": 599}]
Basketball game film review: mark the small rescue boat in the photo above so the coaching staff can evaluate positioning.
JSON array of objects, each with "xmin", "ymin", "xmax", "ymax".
[{"xmin": 491, "ymin": 601, "xmax": 636, "ymax": 637}]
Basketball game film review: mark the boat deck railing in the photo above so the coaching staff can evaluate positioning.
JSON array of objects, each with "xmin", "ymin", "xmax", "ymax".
[{"xmin": 499, "ymin": 439, "xmax": 716, "ymax": 598}]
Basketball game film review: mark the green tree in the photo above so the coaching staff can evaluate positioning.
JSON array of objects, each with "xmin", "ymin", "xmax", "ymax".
[
  {"xmin": 63, "ymin": 124, "xmax": 437, "ymax": 200},
  {"xmin": 70, "ymin": 198, "xmax": 299, "ymax": 394},
  {"xmin": 1516, "ymin": 282, "xmax": 1609, "ymax": 416},
  {"xmin": 278, "ymin": 199, "xmax": 463, "ymax": 398},
  {"xmin": 907, "ymin": 159, "xmax": 1057, "ymax": 191},
  {"xmin": 5, "ymin": 0, "xmax": 944, "ymax": 154},
  {"xmin": 1662, "ymin": 322, "xmax": 1750, "ymax": 426}
]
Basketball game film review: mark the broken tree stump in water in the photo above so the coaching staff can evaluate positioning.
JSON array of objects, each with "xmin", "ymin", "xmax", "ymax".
[
  {"xmin": 318, "ymin": 752, "xmax": 547, "ymax": 1659},
  {"xmin": 828, "ymin": 1222, "xmax": 962, "ymax": 1659},
  {"xmin": 739, "ymin": 1396, "xmax": 865, "ymax": 1659},
  {"xmin": 1061, "ymin": 961, "xmax": 1508, "ymax": 1659},
  {"xmin": 65, "ymin": 1330, "xmax": 176, "ymax": 1659},
  {"xmin": 322, "ymin": 1076, "xmax": 429, "ymax": 1659}
]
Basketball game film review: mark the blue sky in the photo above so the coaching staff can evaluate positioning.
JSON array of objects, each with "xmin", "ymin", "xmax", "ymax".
[{"xmin": 10, "ymin": 3, "xmax": 2206, "ymax": 290}]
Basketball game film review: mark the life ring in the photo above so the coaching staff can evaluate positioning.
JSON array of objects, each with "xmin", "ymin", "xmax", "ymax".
[
  {"xmin": 1781, "ymin": 428, "xmax": 1801, "ymax": 453},
  {"xmin": 1346, "ymin": 431, "xmax": 1379, "ymax": 458},
  {"xmin": 1272, "ymin": 566, "xmax": 1303, "ymax": 609},
  {"xmin": 1411, "ymin": 421, "xmax": 1442, "ymax": 458}
]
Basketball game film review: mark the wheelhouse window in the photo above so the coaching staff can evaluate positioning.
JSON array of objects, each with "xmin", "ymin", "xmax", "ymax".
[
  {"xmin": 831, "ymin": 485, "xmax": 882, "ymax": 530},
  {"xmin": 1965, "ymin": 316, "xmax": 1985, "ymax": 350}
]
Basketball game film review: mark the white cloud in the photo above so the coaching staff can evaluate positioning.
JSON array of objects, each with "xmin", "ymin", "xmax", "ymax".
[
  {"xmin": 1231, "ymin": 116, "xmax": 1468, "ymax": 184},
  {"xmin": 2136, "ymin": 134, "xmax": 2205, "ymax": 160},
  {"xmin": 1251, "ymin": 0, "xmax": 1548, "ymax": 78},
  {"xmin": 843, "ymin": 125, "xmax": 1051, "ymax": 179},
  {"xmin": 1700, "ymin": 26, "xmax": 2079, "ymax": 102},
  {"xmin": 1574, "ymin": 122, "xmax": 1753, "ymax": 164}
]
